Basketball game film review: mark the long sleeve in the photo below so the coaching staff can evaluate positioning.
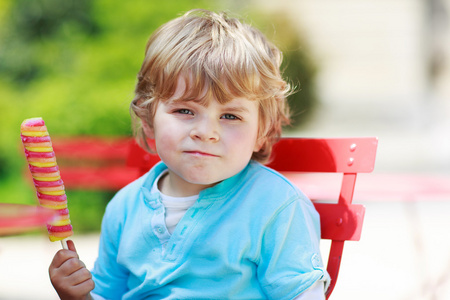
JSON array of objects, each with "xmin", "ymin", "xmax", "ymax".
[{"xmin": 91, "ymin": 188, "xmax": 133, "ymax": 299}]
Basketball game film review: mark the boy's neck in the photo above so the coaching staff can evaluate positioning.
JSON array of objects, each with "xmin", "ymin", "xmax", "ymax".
[{"xmin": 158, "ymin": 171, "xmax": 216, "ymax": 197}]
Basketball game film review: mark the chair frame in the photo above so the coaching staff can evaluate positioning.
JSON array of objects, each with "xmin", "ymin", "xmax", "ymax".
[{"xmin": 127, "ymin": 137, "xmax": 378, "ymax": 299}]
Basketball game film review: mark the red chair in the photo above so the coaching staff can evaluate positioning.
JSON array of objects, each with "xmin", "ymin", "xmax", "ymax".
[
  {"xmin": 127, "ymin": 137, "xmax": 378, "ymax": 299},
  {"xmin": 266, "ymin": 137, "xmax": 378, "ymax": 298}
]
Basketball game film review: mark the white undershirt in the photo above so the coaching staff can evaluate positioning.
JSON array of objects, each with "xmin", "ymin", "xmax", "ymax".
[
  {"xmin": 151, "ymin": 170, "xmax": 198, "ymax": 234},
  {"xmin": 294, "ymin": 281, "xmax": 326, "ymax": 300}
]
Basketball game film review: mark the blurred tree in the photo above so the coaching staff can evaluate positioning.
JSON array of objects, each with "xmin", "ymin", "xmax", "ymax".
[
  {"xmin": 251, "ymin": 12, "xmax": 318, "ymax": 129},
  {"xmin": 0, "ymin": 0, "xmax": 99, "ymax": 84},
  {"xmin": 11, "ymin": 0, "xmax": 98, "ymax": 40}
]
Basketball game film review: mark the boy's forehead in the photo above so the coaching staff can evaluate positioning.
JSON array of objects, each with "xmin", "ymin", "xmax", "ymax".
[
  {"xmin": 162, "ymin": 74, "xmax": 261, "ymax": 112},
  {"xmin": 167, "ymin": 75, "xmax": 207, "ymax": 101},
  {"xmin": 167, "ymin": 75, "xmax": 234, "ymax": 104},
  {"xmin": 172, "ymin": 76, "xmax": 190, "ymax": 97}
]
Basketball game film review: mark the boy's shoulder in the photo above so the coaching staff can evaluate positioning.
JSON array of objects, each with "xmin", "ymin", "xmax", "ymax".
[
  {"xmin": 240, "ymin": 161, "xmax": 308, "ymax": 201},
  {"xmin": 247, "ymin": 161, "xmax": 299, "ymax": 191},
  {"xmin": 106, "ymin": 162, "xmax": 166, "ymax": 211},
  {"xmin": 224, "ymin": 161, "xmax": 315, "ymax": 222}
]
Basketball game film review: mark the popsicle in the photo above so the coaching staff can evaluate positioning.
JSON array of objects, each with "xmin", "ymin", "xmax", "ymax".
[{"xmin": 20, "ymin": 117, "xmax": 73, "ymax": 248}]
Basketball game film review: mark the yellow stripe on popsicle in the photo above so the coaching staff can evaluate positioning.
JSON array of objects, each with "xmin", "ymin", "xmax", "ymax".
[
  {"xmin": 32, "ymin": 176, "xmax": 61, "ymax": 181},
  {"xmin": 49, "ymin": 231, "xmax": 73, "ymax": 242},
  {"xmin": 21, "ymin": 131, "xmax": 49, "ymax": 137},
  {"xmin": 39, "ymin": 190, "xmax": 65, "ymax": 196},
  {"xmin": 25, "ymin": 146, "xmax": 53, "ymax": 152},
  {"xmin": 29, "ymin": 161, "xmax": 58, "ymax": 168},
  {"xmin": 40, "ymin": 203, "xmax": 68, "ymax": 210},
  {"xmin": 50, "ymin": 219, "xmax": 71, "ymax": 226}
]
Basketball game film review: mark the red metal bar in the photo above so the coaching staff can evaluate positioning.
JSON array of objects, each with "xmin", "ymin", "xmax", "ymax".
[{"xmin": 325, "ymin": 240, "xmax": 345, "ymax": 299}]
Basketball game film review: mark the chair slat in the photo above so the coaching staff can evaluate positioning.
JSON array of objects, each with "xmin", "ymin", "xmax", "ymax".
[{"xmin": 267, "ymin": 137, "xmax": 377, "ymax": 173}]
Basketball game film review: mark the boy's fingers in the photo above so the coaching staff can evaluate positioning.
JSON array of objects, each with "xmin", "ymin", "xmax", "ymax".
[
  {"xmin": 66, "ymin": 266, "xmax": 93, "ymax": 286},
  {"xmin": 75, "ymin": 277, "xmax": 95, "ymax": 295},
  {"xmin": 50, "ymin": 248, "xmax": 79, "ymax": 270},
  {"xmin": 49, "ymin": 256, "xmax": 86, "ymax": 285},
  {"xmin": 65, "ymin": 278, "xmax": 95, "ymax": 298},
  {"xmin": 60, "ymin": 257, "xmax": 86, "ymax": 275}
]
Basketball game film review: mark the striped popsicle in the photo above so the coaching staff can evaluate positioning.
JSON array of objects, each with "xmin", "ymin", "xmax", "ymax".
[{"xmin": 20, "ymin": 117, "xmax": 73, "ymax": 246}]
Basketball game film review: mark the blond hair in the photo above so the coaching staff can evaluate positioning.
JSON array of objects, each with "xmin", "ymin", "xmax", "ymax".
[{"xmin": 130, "ymin": 9, "xmax": 291, "ymax": 163}]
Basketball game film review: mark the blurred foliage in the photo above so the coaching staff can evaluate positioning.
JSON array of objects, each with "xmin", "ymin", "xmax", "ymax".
[
  {"xmin": 0, "ymin": 0, "xmax": 99, "ymax": 84},
  {"xmin": 0, "ymin": 0, "xmax": 317, "ymax": 233}
]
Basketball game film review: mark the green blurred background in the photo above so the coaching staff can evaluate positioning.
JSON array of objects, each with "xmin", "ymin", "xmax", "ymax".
[{"xmin": 0, "ymin": 0, "xmax": 317, "ymax": 232}]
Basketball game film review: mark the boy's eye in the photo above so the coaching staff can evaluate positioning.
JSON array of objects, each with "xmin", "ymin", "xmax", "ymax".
[
  {"xmin": 221, "ymin": 114, "xmax": 240, "ymax": 120},
  {"xmin": 176, "ymin": 109, "xmax": 193, "ymax": 115}
]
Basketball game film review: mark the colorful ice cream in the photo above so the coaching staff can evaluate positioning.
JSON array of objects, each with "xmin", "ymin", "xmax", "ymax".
[{"xmin": 20, "ymin": 117, "xmax": 73, "ymax": 242}]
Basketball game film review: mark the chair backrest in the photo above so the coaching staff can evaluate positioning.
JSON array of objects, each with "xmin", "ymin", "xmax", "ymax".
[
  {"xmin": 126, "ymin": 137, "xmax": 378, "ymax": 299},
  {"xmin": 266, "ymin": 137, "xmax": 378, "ymax": 298}
]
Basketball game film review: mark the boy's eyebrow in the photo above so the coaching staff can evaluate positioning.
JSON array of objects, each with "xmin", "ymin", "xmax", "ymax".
[
  {"xmin": 168, "ymin": 98, "xmax": 204, "ymax": 105},
  {"xmin": 168, "ymin": 98, "xmax": 252, "ymax": 114},
  {"xmin": 222, "ymin": 105, "xmax": 251, "ymax": 114}
]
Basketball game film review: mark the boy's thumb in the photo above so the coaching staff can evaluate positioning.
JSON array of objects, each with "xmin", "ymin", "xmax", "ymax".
[{"xmin": 66, "ymin": 239, "xmax": 77, "ymax": 253}]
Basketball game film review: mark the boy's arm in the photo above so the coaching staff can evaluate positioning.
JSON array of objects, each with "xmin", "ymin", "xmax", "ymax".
[
  {"xmin": 257, "ymin": 198, "xmax": 329, "ymax": 299},
  {"xmin": 49, "ymin": 240, "xmax": 95, "ymax": 300}
]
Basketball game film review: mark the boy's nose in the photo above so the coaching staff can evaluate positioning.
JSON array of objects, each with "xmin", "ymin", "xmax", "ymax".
[{"xmin": 190, "ymin": 117, "xmax": 220, "ymax": 142}]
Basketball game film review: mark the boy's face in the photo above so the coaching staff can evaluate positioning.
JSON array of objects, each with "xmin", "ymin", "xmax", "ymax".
[{"xmin": 143, "ymin": 77, "xmax": 263, "ymax": 196}]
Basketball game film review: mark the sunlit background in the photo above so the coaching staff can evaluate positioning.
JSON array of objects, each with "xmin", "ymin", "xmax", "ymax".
[{"xmin": 1, "ymin": 0, "xmax": 450, "ymax": 299}]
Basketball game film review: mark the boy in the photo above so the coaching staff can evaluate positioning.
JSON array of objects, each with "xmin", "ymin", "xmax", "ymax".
[{"xmin": 49, "ymin": 9, "xmax": 330, "ymax": 299}]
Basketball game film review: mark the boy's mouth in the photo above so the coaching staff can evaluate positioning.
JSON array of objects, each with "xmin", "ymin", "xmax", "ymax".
[{"xmin": 184, "ymin": 151, "xmax": 219, "ymax": 157}]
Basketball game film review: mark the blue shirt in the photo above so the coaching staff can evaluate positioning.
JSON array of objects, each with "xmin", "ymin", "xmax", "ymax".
[{"xmin": 92, "ymin": 161, "xmax": 330, "ymax": 299}]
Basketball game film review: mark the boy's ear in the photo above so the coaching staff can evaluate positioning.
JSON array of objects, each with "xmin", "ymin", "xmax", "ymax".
[
  {"xmin": 253, "ymin": 136, "xmax": 266, "ymax": 152},
  {"xmin": 141, "ymin": 121, "xmax": 155, "ymax": 139}
]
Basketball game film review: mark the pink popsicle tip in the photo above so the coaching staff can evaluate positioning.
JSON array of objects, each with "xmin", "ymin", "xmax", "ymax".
[{"xmin": 22, "ymin": 118, "xmax": 45, "ymax": 127}]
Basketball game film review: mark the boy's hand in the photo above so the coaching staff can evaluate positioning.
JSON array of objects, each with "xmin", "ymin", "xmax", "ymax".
[{"xmin": 49, "ymin": 240, "xmax": 95, "ymax": 300}]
